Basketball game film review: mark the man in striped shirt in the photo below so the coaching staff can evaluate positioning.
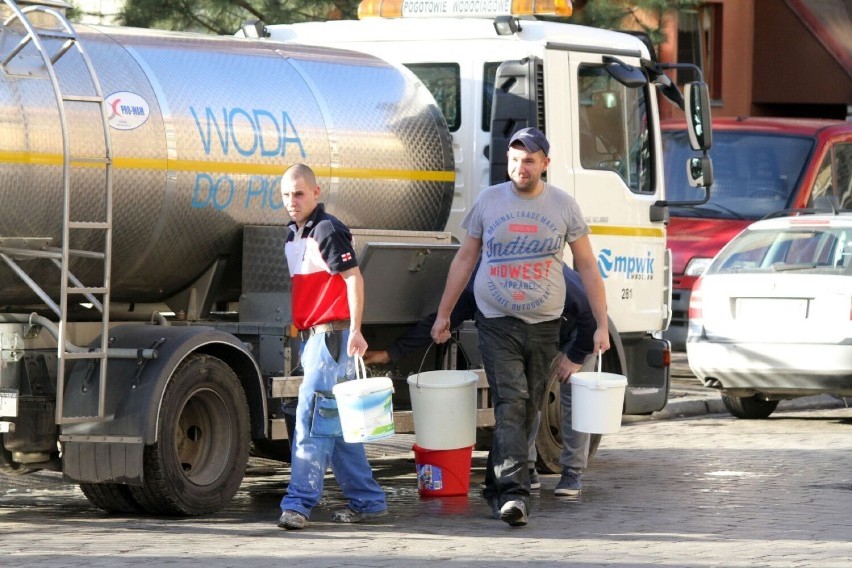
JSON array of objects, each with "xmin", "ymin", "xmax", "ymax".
[{"xmin": 277, "ymin": 163, "xmax": 387, "ymax": 531}]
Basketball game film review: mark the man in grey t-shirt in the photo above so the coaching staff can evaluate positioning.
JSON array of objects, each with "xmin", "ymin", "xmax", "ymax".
[{"xmin": 431, "ymin": 127, "xmax": 609, "ymax": 527}]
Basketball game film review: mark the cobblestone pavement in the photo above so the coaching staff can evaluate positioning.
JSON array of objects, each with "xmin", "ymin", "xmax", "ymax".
[{"xmin": 1, "ymin": 356, "xmax": 850, "ymax": 567}]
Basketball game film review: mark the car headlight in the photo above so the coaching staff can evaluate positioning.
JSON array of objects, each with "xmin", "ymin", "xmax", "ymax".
[{"xmin": 684, "ymin": 257, "xmax": 712, "ymax": 277}]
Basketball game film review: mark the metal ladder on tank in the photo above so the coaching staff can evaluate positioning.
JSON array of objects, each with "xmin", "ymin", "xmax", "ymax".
[{"xmin": 0, "ymin": 1, "xmax": 114, "ymax": 424}]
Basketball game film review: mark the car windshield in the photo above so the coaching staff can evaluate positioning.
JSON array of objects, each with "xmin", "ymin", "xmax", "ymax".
[
  {"xmin": 664, "ymin": 131, "xmax": 814, "ymax": 219},
  {"xmin": 709, "ymin": 223, "xmax": 852, "ymax": 276}
]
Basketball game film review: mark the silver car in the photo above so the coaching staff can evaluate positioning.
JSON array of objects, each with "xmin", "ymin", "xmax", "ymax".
[{"xmin": 687, "ymin": 211, "xmax": 852, "ymax": 418}]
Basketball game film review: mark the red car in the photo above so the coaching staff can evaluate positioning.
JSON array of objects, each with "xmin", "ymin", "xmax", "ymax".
[{"xmin": 662, "ymin": 117, "xmax": 852, "ymax": 350}]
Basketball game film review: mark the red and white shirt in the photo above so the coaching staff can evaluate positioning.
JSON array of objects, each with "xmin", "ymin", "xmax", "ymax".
[{"xmin": 284, "ymin": 204, "xmax": 358, "ymax": 330}]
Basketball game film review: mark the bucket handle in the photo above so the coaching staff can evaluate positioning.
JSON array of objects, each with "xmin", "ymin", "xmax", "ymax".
[
  {"xmin": 412, "ymin": 337, "xmax": 469, "ymax": 389},
  {"xmin": 354, "ymin": 355, "xmax": 367, "ymax": 381}
]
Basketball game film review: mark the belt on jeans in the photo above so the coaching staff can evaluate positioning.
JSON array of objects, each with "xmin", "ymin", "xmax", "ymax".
[{"xmin": 297, "ymin": 320, "xmax": 350, "ymax": 341}]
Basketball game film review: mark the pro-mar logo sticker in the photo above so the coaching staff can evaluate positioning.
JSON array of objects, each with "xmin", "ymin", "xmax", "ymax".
[{"xmin": 105, "ymin": 91, "xmax": 150, "ymax": 130}]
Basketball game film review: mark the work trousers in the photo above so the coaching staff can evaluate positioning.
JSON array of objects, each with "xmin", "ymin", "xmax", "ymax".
[
  {"xmin": 280, "ymin": 329, "xmax": 387, "ymax": 518},
  {"xmin": 477, "ymin": 312, "xmax": 560, "ymax": 513}
]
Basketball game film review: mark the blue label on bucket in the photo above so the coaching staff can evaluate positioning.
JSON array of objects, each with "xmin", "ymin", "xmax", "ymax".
[{"xmin": 417, "ymin": 464, "xmax": 443, "ymax": 491}]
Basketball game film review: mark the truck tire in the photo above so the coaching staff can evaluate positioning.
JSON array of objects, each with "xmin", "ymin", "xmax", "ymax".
[
  {"xmin": 129, "ymin": 354, "xmax": 250, "ymax": 515},
  {"xmin": 80, "ymin": 483, "xmax": 142, "ymax": 513},
  {"xmin": 721, "ymin": 394, "xmax": 779, "ymax": 419},
  {"xmin": 535, "ymin": 370, "xmax": 603, "ymax": 474}
]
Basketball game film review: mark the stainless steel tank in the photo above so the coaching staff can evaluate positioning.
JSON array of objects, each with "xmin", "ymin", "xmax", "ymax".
[{"xmin": 0, "ymin": 21, "xmax": 454, "ymax": 305}]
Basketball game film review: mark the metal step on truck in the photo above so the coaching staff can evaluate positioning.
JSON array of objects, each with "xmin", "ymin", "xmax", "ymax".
[{"xmin": 0, "ymin": 0, "xmax": 711, "ymax": 515}]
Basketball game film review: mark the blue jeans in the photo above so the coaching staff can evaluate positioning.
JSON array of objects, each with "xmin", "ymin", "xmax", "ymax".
[
  {"xmin": 477, "ymin": 312, "xmax": 560, "ymax": 512},
  {"xmin": 280, "ymin": 329, "xmax": 387, "ymax": 518}
]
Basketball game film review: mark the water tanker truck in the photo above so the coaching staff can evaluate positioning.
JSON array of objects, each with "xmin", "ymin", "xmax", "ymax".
[
  {"xmin": 0, "ymin": 0, "xmax": 713, "ymax": 515},
  {"xmin": 0, "ymin": 0, "xmax": 455, "ymax": 515}
]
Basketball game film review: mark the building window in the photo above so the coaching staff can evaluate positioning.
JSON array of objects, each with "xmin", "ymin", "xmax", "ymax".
[{"xmin": 677, "ymin": 3, "xmax": 722, "ymax": 100}]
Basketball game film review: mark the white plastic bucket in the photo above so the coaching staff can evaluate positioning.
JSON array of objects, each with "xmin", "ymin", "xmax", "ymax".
[
  {"xmin": 570, "ymin": 371, "xmax": 627, "ymax": 434},
  {"xmin": 407, "ymin": 370, "xmax": 478, "ymax": 450},
  {"xmin": 332, "ymin": 358, "xmax": 395, "ymax": 443}
]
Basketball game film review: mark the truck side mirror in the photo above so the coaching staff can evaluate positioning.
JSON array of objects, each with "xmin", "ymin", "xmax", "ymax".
[
  {"xmin": 654, "ymin": 80, "xmax": 714, "ymax": 209},
  {"xmin": 685, "ymin": 82, "xmax": 712, "ymax": 151},
  {"xmin": 603, "ymin": 56, "xmax": 647, "ymax": 88},
  {"xmin": 687, "ymin": 156, "xmax": 713, "ymax": 188}
]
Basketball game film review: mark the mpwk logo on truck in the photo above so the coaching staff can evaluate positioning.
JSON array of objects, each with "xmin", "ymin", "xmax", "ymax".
[{"xmin": 597, "ymin": 249, "xmax": 656, "ymax": 280}]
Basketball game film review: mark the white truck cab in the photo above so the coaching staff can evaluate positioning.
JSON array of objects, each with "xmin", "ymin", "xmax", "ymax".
[{"xmin": 259, "ymin": 1, "xmax": 711, "ymax": 336}]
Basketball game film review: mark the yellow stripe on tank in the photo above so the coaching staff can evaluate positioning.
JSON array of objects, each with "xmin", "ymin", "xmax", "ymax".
[{"xmin": 0, "ymin": 151, "xmax": 455, "ymax": 182}]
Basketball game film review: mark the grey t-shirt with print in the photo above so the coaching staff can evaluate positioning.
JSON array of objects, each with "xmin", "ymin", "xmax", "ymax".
[{"xmin": 462, "ymin": 181, "xmax": 590, "ymax": 324}]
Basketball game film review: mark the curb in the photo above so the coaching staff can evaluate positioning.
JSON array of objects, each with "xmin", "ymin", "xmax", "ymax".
[{"xmin": 623, "ymin": 393, "xmax": 850, "ymax": 423}]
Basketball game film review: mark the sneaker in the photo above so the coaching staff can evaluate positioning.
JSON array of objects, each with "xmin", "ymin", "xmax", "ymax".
[
  {"xmin": 554, "ymin": 468, "xmax": 582, "ymax": 497},
  {"xmin": 499, "ymin": 500, "xmax": 528, "ymax": 527},
  {"xmin": 529, "ymin": 468, "xmax": 541, "ymax": 490},
  {"xmin": 331, "ymin": 508, "xmax": 388, "ymax": 523},
  {"xmin": 277, "ymin": 510, "xmax": 308, "ymax": 530}
]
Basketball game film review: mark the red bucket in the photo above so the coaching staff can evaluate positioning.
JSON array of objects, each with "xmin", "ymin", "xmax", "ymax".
[{"xmin": 413, "ymin": 444, "xmax": 473, "ymax": 497}]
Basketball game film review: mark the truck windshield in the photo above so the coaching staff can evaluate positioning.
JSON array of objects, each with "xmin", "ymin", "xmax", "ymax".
[{"xmin": 664, "ymin": 131, "xmax": 814, "ymax": 219}]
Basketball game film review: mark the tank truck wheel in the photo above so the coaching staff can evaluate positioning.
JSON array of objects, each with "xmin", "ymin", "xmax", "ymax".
[
  {"xmin": 129, "ymin": 355, "xmax": 250, "ymax": 515},
  {"xmin": 535, "ymin": 362, "xmax": 603, "ymax": 473},
  {"xmin": 80, "ymin": 483, "xmax": 142, "ymax": 513},
  {"xmin": 535, "ymin": 368, "xmax": 565, "ymax": 474},
  {"xmin": 721, "ymin": 393, "xmax": 779, "ymax": 419}
]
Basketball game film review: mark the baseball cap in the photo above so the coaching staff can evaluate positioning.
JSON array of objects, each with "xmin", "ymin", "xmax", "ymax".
[{"xmin": 509, "ymin": 127, "xmax": 549, "ymax": 156}]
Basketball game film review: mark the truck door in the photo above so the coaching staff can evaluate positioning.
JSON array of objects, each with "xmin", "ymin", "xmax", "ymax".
[
  {"xmin": 489, "ymin": 48, "xmax": 670, "ymax": 416},
  {"xmin": 547, "ymin": 46, "xmax": 668, "ymax": 337}
]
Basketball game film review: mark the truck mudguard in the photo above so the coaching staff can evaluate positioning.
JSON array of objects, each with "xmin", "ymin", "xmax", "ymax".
[{"xmin": 60, "ymin": 324, "xmax": 263, "ymax": 484}]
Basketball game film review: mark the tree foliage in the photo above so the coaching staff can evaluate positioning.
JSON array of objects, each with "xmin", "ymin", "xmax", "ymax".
[
  {"xmin": 571, "ymin": 0, "xmax": 700, "ymax": 45},
  {"xmin": 118, "ymin": 0, "xmax": 362, "ymax": 35},
  {"xmin": 115, "ymin": 0, "xmax": 698, "ymax": 41}
]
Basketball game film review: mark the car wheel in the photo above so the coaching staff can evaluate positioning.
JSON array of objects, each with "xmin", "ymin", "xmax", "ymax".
[{"xmin": 721, "ymin": 393, "xmax": 779, "ymax": 419}]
